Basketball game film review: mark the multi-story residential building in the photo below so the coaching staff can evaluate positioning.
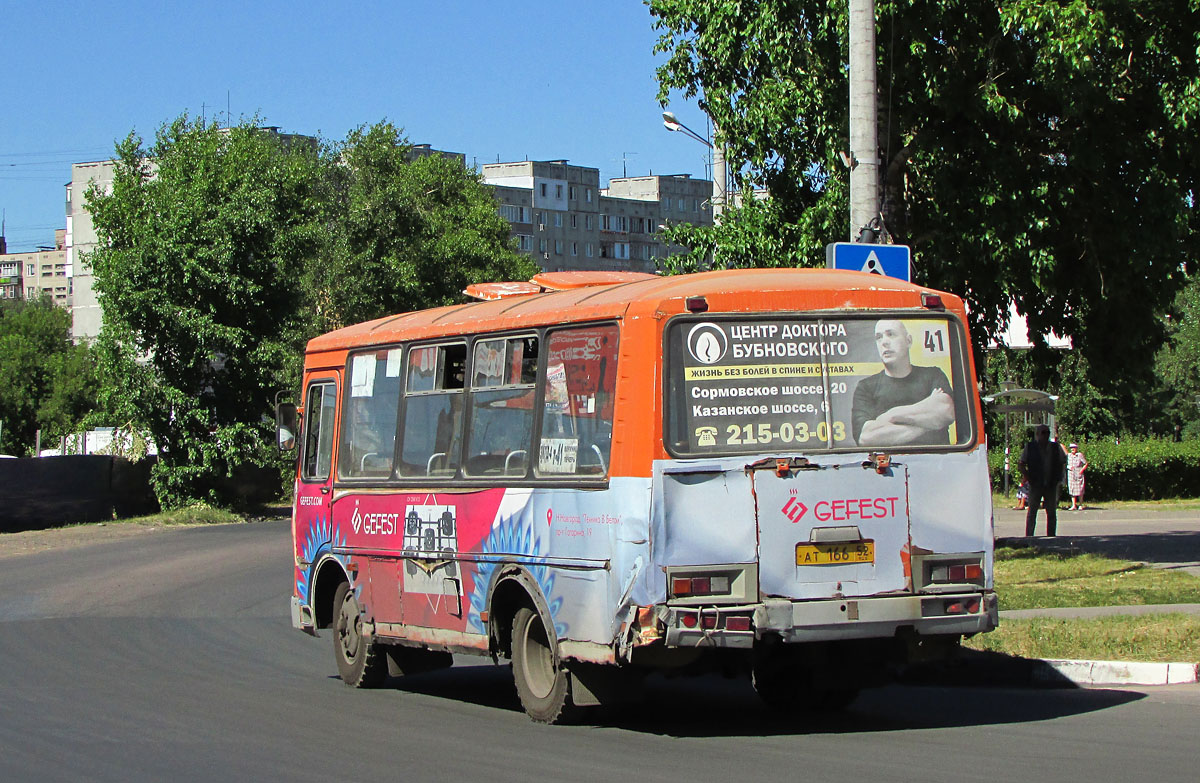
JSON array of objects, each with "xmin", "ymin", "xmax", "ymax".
[
  {"xmin": 0, "ymin": 230, "xmax": 70, "ymax": 305},
  {"xmin": 65, "ymin": 159, "xmax": 115, "ymax": 341},
  {"xmin": 482, "ymin": 160, "xmax": 714, "ymax": 274}
]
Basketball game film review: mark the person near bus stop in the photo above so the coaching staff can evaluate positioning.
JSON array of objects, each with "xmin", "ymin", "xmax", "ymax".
[
  {"xmin": 851, "ymin": 319, "xmax": 956, "ymax": 447},
  {"xmin": 1066, "ymin": 443, "xmax": 1089, "ymax": 510},
  {"xmin": 1018, "ymin": 424, "xmax": 1067, "ymax": 536}
]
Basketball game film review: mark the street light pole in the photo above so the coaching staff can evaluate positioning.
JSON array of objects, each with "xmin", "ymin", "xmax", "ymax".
[
  {"xmin": 849, "ymin": 0, "xmax": 880, "ymax": 241},
  {"xmin": 663, "ymin": 111, "xmax": 726, "ymax": 222}
]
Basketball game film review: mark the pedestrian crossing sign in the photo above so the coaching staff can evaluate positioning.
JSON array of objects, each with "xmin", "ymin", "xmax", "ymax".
[{"xmin": 825, "ymin": 242, "xmax": 911, "ymax": 282}]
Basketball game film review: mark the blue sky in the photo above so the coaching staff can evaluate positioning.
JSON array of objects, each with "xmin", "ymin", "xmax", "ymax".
[{"xmin": 0, "ymin": 0, "xmax": 711, "ymax": 252}]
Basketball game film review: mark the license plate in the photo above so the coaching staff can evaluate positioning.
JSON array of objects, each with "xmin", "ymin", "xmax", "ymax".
[{"xmin": 796, "ymin": 541, "xmax": 874, "ymax": 565}]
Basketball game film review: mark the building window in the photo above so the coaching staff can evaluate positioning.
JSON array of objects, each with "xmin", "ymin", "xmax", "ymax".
[
  {"xmin": 586, "ymin": 215, "xmax": 593, "ymax": 231},
  {"xmin": 586, "ymin": 189, "xmax": 593, "ymax": 203},
  {"xmin": 571, "ymin": 242, "xmax": 578, "ymax": 257},
  {"xmin": 569, "ymin": 186, "xmax": 576, "ymax": 200},
  {"xmin": 555, "ymin": 240, "xmax": 563, "ymax": 255},
  {"xmin": 27, "ymin": 264, "xmax": 35, "ymax": 276},
  {"xmin": 555, "ymin": 184, "xmax": 563, "ymax": 199},
  {"xmin": 539, "ymin": 238, "xmax": 547, "ymax": 253},
  {"xmin": 677, "ymin": 198, "xmax": 685, "ymax": 211},
  {"xmin": 570, "ymin": 214, "xmax": 577, "ymax": 229},
  {"xmin": 554, "ymin": 213, "xmax": 562, "ymax": 228},
  {"xmin": 661, "ymin": 197, "xmax": 670, "ymax": 211},
  {"xmin": 517, "ymin": 234, "xmax": 534, "ymax": 251},
  {"xmin": 586, "ymin": 243, "xmax": 593, "ymax": 258},
  {"xmin": 540, "ymin": 183, "xmax": 548, "ymax": 197},
  {"xmin": 500, "ymin": 204, "xmax": 531, "ymax": 223}
]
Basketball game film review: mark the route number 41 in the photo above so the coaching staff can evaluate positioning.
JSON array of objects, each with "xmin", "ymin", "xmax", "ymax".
[{"xmin": 923, "ymin": 327, "xmax": 947, "ymax": 356}]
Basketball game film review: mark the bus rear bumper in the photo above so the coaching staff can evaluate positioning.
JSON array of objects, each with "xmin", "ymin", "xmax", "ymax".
[{"xmin": 663, "ymin": 592, "xmax": 997, "ymax": 648}]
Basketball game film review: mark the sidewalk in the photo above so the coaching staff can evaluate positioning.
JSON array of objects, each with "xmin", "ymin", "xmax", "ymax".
[{"xmin": 959, "ymin": 502, "xmax": 1200, "ymax": 687}]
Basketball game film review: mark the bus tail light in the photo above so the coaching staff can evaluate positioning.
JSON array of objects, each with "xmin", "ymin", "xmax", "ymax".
[
  {"xmin": 725, "ymin": 616, "xmax": 752, "ymax": 632},
  {"xmin": 671, "ymin": 575, "xmax": 731, "ymax": 598},
  {"xmin": 686, "ymin": 296, "xmax": 709, "ymax": 313},
  {"xmin": 676, "ymin": 610, "xmax": 754, "ymax": 633}
]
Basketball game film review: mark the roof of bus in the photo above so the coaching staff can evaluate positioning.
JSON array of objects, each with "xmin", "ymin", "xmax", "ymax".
[{"xmin": 306, "ymin": 268, "xmax": 963, "ymax": 355}]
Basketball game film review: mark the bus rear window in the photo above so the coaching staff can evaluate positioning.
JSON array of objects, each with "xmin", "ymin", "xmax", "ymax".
[{"xmin": 666, "ymin": 315, "xmax": 974, "ymax": 455}]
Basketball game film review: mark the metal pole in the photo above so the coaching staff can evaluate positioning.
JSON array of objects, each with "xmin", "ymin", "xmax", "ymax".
[
  {"xmin": 712, "ymin": 143, "xmax": 726, "ymax": 220},
  {"xmin": 848, "ymin": 0, "xmax": 880, "ymax": 240}
]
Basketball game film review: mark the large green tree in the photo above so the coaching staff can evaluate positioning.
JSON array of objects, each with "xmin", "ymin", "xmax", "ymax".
[
  {"xmin": 0, "ymin": 297, "xmax": 97, "ymax": 455},
  {"xmin": 310, "ymin": 122, "xmax": 536, "ymax": 332},
  {"xmin": 650, "ymin": 0, "xmax": 1199, "ymax": 393},
  {"xmin": 87, "ymin": 117, "xmax": 534, "ymax": 507},
  {"xmin": 87, "ymin": 117, "xmax": 327, "ymax": 507}
]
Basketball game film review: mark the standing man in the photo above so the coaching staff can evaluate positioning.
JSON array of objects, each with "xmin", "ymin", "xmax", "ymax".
[
  {"xmin": 851, "ymin": 320, "xmax": 956, "ymax": 446},
  {"xmin": 1017, "ymin": 424, "xmax": 1067, "ymax": 536}
]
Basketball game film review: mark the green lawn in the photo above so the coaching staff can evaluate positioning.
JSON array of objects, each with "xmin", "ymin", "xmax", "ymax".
[
  {"xmin": 964, "ymin": 614, "xmax": 1200, "ymax": 663},
  {"xmin": 994, "ymin": 545, "xmax": 1200, "ymax": 610}
]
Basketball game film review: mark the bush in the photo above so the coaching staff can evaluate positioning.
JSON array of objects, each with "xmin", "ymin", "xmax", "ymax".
[{"xmin": 988, "ymin": 438, "xmax": 1200, "ymax": 501}]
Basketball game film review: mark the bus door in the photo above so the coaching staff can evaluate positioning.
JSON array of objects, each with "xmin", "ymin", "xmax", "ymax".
[
  {"xmin": 294, "ymin": 375, "xmax": 339, "ymax": 607},
  {"xmin": 749, "ymin": 458, "xmax": 911, "ymax": 600}
]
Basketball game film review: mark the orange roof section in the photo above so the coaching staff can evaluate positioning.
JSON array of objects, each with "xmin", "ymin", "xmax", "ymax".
[{"xmin": 307, "ymin": 268, "xmax": 965, "ymax": 355}]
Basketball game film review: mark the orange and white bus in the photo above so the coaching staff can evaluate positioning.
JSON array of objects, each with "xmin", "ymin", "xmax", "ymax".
[{"xmin": 280, "ymin": 268, "xmax": 996, "ymax": 723}]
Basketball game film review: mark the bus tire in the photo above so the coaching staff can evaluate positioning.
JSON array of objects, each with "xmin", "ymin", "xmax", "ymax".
[
  {"xmin": 333, "ymin": 582, "xmax": 386, "ymax": 688},
  {"xmin": 511, "ymin": 606, "xmax": 576, "ymax": 724}
]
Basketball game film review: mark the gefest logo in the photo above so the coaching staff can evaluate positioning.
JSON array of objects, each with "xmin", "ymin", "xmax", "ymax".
[
  {"xmin": 350, "ymin": 500, "xmax": 400, "ymax": 536},
  {"xmin": 781, "ymin": 490, "xmax": 900, "ymax": 523}
]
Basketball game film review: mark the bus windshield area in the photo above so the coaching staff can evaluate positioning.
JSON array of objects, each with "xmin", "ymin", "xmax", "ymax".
[{"xmin": 666, "ymin": 314, "xmax": 975, "ymax": 455}]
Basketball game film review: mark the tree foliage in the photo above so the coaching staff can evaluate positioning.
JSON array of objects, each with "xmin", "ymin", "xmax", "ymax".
[
  {"xmin": 649, "ymin": 0, "xmax": 1200, "ymax": 392},
  {"xmin": 0, "ymin": 297, "xmax": 97, "ymax": 455},
  {"xmin": 86, "ymin": 117, "xmax": 533, "ymax": 507},
  {"xmin": 87, "ymin": 117, "xmax": 327, "ymax": 507},
  {"xmin": 310, "ymin": 122, "xmax": 535, "ymax": 332}
]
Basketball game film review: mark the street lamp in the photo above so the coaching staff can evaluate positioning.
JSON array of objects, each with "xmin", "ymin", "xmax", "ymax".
[
  {"xmin": 661, "ymin": 110, "xmax": 727, "ymax": 221},
  {"xmin": 662, "ymin": 111, "xmax": 711, "ymax": 149}
]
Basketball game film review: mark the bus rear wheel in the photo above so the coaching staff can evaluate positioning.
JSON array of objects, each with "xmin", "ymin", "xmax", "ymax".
[
  {"xmin": 511, "ymin": 606, "xmax": 576, "ymax": 724},
  {"xmin": 333, "ymin": 582, "xmax": 386, "ymax": 688}
]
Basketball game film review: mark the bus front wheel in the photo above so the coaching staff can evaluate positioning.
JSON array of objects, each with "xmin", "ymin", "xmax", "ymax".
[
  {"xmin": 511, "ymin": 606, "xmax": 576, "ymax": 724},
  {"xmin": 333, "ymin": 582, "xmax": 386, "ymax": 688}
]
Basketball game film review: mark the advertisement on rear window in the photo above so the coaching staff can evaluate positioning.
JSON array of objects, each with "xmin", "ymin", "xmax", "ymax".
[{"xmin": 667, "ymin": 316, "xmax": 971, "ymax": 454}]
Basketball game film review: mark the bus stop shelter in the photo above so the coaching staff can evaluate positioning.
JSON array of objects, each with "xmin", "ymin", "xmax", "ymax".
[{"xmin": 983, "ymin": 388, "xmax": 1058, "ymax": 495}]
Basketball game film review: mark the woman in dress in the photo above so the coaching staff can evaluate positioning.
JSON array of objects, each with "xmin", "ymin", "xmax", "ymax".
[{"xmin": 1066, "ymin": 443, "xmax": 1088, "ymax": 510}]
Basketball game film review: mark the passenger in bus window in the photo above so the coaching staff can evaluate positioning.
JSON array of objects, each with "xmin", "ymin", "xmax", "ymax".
[{"xmin": 851, "ymin": 320, "xmax": 955, "ymax": 447}]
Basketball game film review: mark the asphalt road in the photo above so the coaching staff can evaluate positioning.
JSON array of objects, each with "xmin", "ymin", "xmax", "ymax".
[{"xmin": 2, "ymin": 520, "xmax": 1200, "ymax": 782}]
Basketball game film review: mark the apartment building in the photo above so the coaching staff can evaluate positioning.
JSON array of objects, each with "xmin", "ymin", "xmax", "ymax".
[
  {"xmin": 0, "ymin": 230, "xmax": 70, "ymax": 305},
  {"xmin": 481, "ymin": 160, "xmax": 714, "ymax": 274}
]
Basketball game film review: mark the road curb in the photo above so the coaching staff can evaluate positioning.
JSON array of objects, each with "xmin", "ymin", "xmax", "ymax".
[{"xmin": 1032, "ymin": 658, "xmax": 1199, "ymax": 687}]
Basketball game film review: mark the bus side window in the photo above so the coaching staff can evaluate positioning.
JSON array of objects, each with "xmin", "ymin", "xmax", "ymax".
[
  {"xmin": 301, "ymin": 382, "xmax": 337, "ymax": 482},
  {"xmin": 399, "ymin": 344, "xmax": 466, "ymax": 477},
  {"xmin": 536, "ymin": 325, "xmax": 618, "ymax": 477},
  {"xmin": 339, "ymin": 349, "xmax": 401, "ymax": 478},
  {"xmin": 465, "ymin": 336, "xmax": 537, "ymax": 477}
]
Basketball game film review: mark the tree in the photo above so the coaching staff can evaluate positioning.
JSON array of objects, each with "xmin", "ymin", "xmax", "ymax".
[
  {"xmin": 310, "ymin": 122, "xmax": 536, "ymax": 332},
  {"xmin": 86, "ymin": 117, "xmax": 328, "ymax": 507},
  {"xmin": 1156, "ymin": 274, "xmax": 1200, "ymax": 437},
  {"xmin": 650, "ymin": 0, "xmax": 1199, "ymax": 393},
  {"xmin": 0, "ymin": 297, "xmax": 97, "ymax": 455},
  {"xmin": 86, "ymin": 117, "xmax": 535, "ymax": 507}
]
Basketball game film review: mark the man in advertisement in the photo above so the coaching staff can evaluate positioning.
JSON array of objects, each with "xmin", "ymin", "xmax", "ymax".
[{"xmin": 851, "ymin": 320, "xmax": 955, "ymax": 447}]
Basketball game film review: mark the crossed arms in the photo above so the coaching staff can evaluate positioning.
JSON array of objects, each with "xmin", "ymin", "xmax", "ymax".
[{"xmin": 857, "ymin": 389, "xmax": 955, "ymax": 446}]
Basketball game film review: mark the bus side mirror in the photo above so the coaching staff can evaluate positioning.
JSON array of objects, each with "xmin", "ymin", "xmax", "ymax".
[{"xmin": 276, "ymin": 402, "xmax": 298, "ymax": 452}]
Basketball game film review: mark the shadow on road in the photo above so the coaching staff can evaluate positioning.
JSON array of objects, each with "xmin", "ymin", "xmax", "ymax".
[
  {"xmin": 998, "ymin": 531, "xmax": 1200, "ymax": 568},
  {"xmin": 379, "ymin": 660, "xmax": 1144, "ymax": 737}
]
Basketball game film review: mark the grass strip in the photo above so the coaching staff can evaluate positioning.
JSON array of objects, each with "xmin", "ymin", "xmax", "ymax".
[
  {"xmin": 963, "ymin": 613, "xmax": 1200, "ymax": 663},
  {"xmin": 995, "ymin": 545, "xmax": 1200, "ymax": 610}
]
